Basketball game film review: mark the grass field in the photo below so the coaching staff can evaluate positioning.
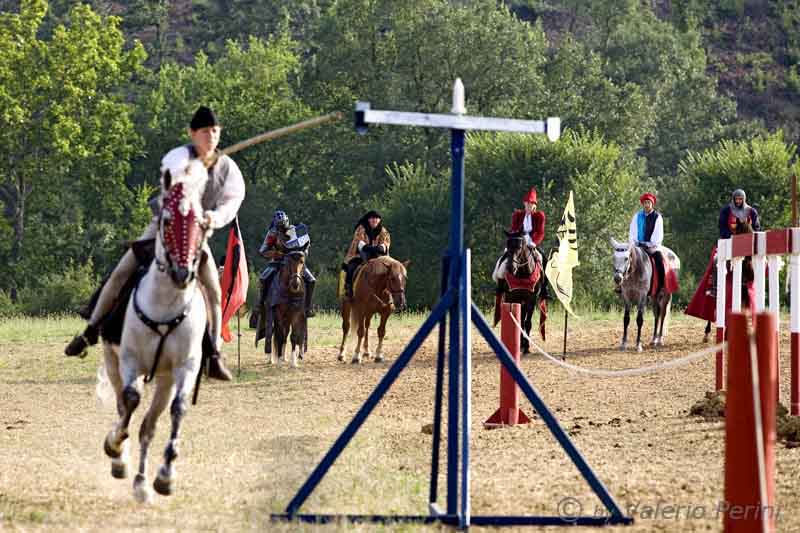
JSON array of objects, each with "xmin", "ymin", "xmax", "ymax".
[{"xmin": 1, "ymin": 309, "xmax": 798, "ymax": 532}]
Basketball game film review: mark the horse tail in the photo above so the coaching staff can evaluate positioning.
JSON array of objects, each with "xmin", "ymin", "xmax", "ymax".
[{"xmin": 95, "ymin": 361, "xmax": 115, "ymax": 410}]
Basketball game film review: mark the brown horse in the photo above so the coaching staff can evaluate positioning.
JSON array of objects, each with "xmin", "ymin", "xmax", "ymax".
[
  {"xmin": 337, "ymin": 256, "xmax": 409, "ymax": 364},
  {"xmin": 272, "ymin": 249, "xmax": 308, "ymax": 367}
]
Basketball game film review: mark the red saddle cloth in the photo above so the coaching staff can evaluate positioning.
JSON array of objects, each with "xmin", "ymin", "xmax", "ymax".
[
  {"xmin": 649, "ymin": 255, "xmax": 679, "ymax": 297},
  {"xmin": 504, "ymin": 263, "xmax": 541, "ymax": 291}
]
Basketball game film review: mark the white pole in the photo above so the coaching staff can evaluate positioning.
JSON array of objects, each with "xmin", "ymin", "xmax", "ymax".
[
  {"xmin": 768, "ymin": 255, "xmax": 781, "ymax": 333},
  {"xmin": 716, "ymin": 239, "xmax": 729, "ymax": 330},
  {"xmin": 731, "ymin": 257, "xmax": 743, "ymax": 312},
  {"xmin": 754, "ymin": 232, "xmax": 767, "ymax": 313}
]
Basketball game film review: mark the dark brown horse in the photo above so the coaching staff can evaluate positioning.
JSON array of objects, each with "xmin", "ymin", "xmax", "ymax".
[
  {"xmin": 272, "ymin": 249, "xmax": 308, "ymax": 367},
  {"xmin": 338, "ymin": 256, "xmax": 409, "ymax": 364},
  {"xmin": 493, "ymin": 230, "xmax": 546, "ymax": 353}
]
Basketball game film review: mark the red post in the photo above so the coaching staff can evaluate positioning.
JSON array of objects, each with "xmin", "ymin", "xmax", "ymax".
[
  {"xmin": 792, "ymin": 332, "xmax": 799, "ymax": 415},
  {"xmin": 723, "ymin": 312, "xmax": 777, "ymax": 533},
  {"xmin": 484, "ymin": 303, "xmax": 531, "ymax": 428},
  {"xmin": 716, "ymin": 326, "xmax": 725, "ymax": 391}
]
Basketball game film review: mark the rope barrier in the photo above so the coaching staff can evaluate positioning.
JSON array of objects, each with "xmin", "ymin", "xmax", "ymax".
[{"xmin": 507, "ymin": 313, "xmax": 726, "ymax": 378}]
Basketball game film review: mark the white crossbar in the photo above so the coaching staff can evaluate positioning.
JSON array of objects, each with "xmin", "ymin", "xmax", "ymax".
[{"xmin": 358, "ymin": 105, "xmax": 560, "ymax": 139}]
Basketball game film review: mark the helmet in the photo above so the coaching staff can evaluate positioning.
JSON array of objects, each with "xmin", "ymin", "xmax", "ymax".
[
  {"xmin": 273, "ymin": 210, "xmax": 289, "ymax": 229},
  {"xmin": 732, "ymin": 189, "xmax": 746, "ymax": 201}
]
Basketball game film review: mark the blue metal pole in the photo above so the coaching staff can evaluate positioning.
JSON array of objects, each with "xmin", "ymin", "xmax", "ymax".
[
  {"xmin": 459, "ymin": 249, "xmax": 472, "ymax": 528},
  {"xmin": 446, "ymin": 128, "xmax": 466, "ymax": 517},
  {"xmin": 284, "ymin": 290, "xmax": 455, "ymax": 516},
  {"xmin": 429, "ymin": 255, "xmax": 450, "ymax": 507},
  {"xmin": 470, "ymin": 305, "xmax": 628, "ymax": 520}
]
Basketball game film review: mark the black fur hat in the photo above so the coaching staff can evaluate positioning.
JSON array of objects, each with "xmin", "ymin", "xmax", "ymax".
[{"xmin": 190, "ymin": 106, "xmax": 219, "ymax": 130}]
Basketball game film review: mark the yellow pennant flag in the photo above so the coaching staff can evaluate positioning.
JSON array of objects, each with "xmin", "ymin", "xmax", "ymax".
[{"xmin": 545, "ymin": 191, "xmax": 579, "ymax": 317}]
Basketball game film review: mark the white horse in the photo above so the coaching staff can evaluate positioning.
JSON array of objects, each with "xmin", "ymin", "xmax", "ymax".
[
  {"xmin": 100, "ymin": 154, "xmax": 211, "ymax": 503},
  {"xmin": 610, "ymin": 238, "xmax": 680, "ymax": 351}
]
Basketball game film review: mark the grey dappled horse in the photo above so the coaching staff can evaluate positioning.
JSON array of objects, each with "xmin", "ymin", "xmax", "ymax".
[
  {"xmin": 610, "ymin": 238, "xmax": 680, "ymax": 351},
  {"xmin": 101, "ymin": 154, "xmax": 211, "ymax": 503}
]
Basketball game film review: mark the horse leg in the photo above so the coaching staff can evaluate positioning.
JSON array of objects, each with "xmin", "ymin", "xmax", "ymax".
[
  {"xmin": 104, "ymin": 351, "xmax": 140, "ymax": 473},
  {"xmin": 290, "ymin": 313, "xmax": 304, "ymax": 368},
  {"xmin": 374, "ymin": 311, "xmax": 390, "ymax": 362},
  {"xmin": 620, "ymin": 303, "xmax": 631, "ymax": 350},
  {"xmin": 650, "ymin": 296, "xmax": 661, "ymax": 346},
  {"xmin": 522, "ymin": 300, "xmax": 534, "ymax": 354},
  {"xmin": 362, "ymin": 313, "xmax": 373, "ymax": 360},
  {"xmin": 153, "ymin": 367, "xmax": 195, "ymax": 497},
  {"xmin": 132, "ymin": 375, "xmax": 173, "ymax": 503},
  {"xmin": 351, "ymin": 309, "xmax": 364, "ymax": 364},
  {"xmin": 704, "ymin": 320, "xmax": 711, "ymax": 343},
  {"xmin": 635, "ymin": 302, "xmax": 645, "ymax": 352},
  {"xmin": 338, "ymin": 301, "xmax": 350, "ymax": 362},
  {"xmin": 103, "ymin": 343, "xmax": 129, "ymax": 479},
  {"xmin": 657, "ymin": 296, "xmax": 669, "ymax": 346}
]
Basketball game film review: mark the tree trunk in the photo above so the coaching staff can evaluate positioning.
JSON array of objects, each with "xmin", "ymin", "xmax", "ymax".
[{"xmin": 11, "ymin": 193, "xmax": 23, "ymax": 264}]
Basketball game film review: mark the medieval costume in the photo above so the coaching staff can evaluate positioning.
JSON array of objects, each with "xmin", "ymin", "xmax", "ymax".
[
  {"xmin": 629, "ymin": 192, "xmax": 666, "ymax": 294},
  {"xmin": 719, "ymin": 189, "xmax": 761, "ymax": 238},
  {"xmin": 343, "ymin": 210, "xmax": 391, "ymax": 298}
]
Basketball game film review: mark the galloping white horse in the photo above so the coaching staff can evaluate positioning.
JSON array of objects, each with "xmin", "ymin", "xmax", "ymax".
[{"xmin": 101, "ymin": 153, "xmax": 211, "ymax": 503}]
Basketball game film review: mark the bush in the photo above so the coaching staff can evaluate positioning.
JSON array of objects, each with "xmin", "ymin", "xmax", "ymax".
[
  {"xmin": 0, "ymin": 290, "xmax": 19, "ymax": 318},
  {"xmin": 17, "ymin": 261, "xmax": 98, "ymax": 316}
]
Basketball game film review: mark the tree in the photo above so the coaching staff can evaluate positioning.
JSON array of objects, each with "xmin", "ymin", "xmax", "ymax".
[{"xmin": 0, "ymin": 0, "xmax": 146, "ymax": 290}]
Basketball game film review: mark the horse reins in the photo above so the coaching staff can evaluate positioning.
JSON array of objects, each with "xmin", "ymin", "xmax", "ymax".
[{"xmin": 132, "ymin": 282, "xmax": 195, "ymax": 383}]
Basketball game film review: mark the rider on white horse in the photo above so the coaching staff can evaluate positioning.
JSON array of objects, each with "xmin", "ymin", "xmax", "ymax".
[
  {"xmin": 628, "ymin": 192, "xmax": 666, "ymax": 294},
  {"xmin": 65, "ymin": 106, "xmax": 244, "ymax": 381}
]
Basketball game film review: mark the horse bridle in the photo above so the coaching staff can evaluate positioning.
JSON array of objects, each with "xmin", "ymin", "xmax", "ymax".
[
  {"xmin": 614, "ymin": 247, "xmax": 635, "ymax": 282},
  {"xmin": 156, "ymin": 207, "xmax": 211, "ymax": 276}
]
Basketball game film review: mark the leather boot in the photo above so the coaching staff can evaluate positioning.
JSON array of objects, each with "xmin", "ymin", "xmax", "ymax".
[
  {"xmin": 207, "ymin": 350, "xmax": 233, "ymax": 381},
  {"xmin": 65, "ymin": 323, "xmax": 99, "ymax": 358},
  {"xmin": 305, "ymin": 281, "xmax": 316, "ymax": 317}
]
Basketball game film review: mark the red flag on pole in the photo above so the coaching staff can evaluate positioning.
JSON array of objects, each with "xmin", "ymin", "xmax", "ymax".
[{"xmin": 220, "ymin": 218, "xmax": 248, "ymax": 342}]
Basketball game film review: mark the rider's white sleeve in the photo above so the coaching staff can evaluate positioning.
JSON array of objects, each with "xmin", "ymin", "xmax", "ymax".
[
  {"xmin": 206, "ymin": 156, "xmax": 246, "ymax": 229},
  {"xmin": 357, "ymin": 240, "xmax": 366, "ymax": 251},
  {"xmin": 628, "ymin": 213, "xmax": 639, "ymax": 244}
]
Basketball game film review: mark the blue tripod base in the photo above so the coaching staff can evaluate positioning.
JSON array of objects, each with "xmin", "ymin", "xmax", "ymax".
[{"xmin": 270, "ymin": 250, "xmax": 632, "ymax": 529}]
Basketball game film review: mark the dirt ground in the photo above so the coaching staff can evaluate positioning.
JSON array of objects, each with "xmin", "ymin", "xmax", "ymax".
[{"xmin": 1, "ymin": 311, "xmax": 798, "ymax": 532}]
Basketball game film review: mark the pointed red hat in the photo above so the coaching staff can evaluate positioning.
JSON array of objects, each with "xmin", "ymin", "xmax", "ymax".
[{"xmin": 522, "ymin": 187, "xmax": 538, "ymax": 204}]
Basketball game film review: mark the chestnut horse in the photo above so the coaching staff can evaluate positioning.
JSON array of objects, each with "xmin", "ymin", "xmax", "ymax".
[
  {"xmin": 271, "ymin": 248, "xmax": 308, "ymax": 367},
  {"xmin": 338, "ymin": 256, "xmax": 409, "ymax": 364}
]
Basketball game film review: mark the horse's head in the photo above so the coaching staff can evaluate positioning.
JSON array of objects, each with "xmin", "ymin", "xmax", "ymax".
[
  {"xmin": 156, "ymin": 155, "xmax": 210, "ymax": 288},
  {"xmin": 610, "ymin": 237, "xmax": 633, "ymax": 287},
  {"xmin": 504, "ymin": 230, "xmax": 533, "ymax": 277},
  {"xmin": 282, "ymin": 247, "xmax": 307, "ymax": 297},
  {"xmin": 387, "ymin": 259, "xmax": 410, "ymax": 311}
]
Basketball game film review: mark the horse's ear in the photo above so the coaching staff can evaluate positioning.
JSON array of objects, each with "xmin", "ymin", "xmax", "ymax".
[
  {"xmin": 402, "ymin": 259, "xmax": 411, "ymax": 269},
  {"xmin": 162, "ymin": 169, "xmax": 172, "ymax": 191},
  {"xmin": 609, "ymin": 237, "xmax": 620, "ymax": 248}
]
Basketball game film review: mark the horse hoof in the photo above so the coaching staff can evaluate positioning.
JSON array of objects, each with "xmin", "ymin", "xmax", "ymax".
[
  {"xmin": 337, "ymin": 353, "xmax": 345, "ymax": 362},
  {"xmin": 351, "ymin": 356, "xmax": 361, "ymax": 364},
  {"xmin": 374, "ymin": 353, "xmax": 384, "ymax": 363},
  {"xmin": 153, "ymin": 475, "xmax": 172, "ymax": 496},
  {"xmin": 636, "ymin": 344, "xmax": 643, "ymax": 353},
  {"xmin": 703, "ymin": 334, "xmax": 709, "ymax": 343},
  {"xmin": 111, "ymin": 461, "xmax": 128, "ymax": 479},
  {"xmin": 619, "ymin": 344, "xmax": 626, "ymax": 352},
  {"xmin": 104, "ymin": 436, "xmax": 121, "ymax": 459},
  {"xmin": 133, "ymin": 474, "xmax": 151, "ymax": 504}
]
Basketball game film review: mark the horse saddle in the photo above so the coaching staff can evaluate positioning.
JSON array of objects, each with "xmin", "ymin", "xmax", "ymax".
[
  {"xmin": 647, "ymin": 255, "xmax": 679, "ymax": 297},
  {"xmin": 504, "ymin": 260, "xmax": 542, "ymax": 292}
]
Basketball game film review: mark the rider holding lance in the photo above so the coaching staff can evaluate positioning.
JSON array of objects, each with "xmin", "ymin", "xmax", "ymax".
[{"xmin": 65, "ymin": 106, "xmax": 242, "ymax": 381}]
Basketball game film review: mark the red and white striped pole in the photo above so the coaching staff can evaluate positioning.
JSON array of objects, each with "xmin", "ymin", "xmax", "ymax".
[
  {"xmin": 723, "ymin": 312, "xmax": 776, "ymax": 533},
  {"xmin": 791, "ymin": 228, "xmax": 800, "ymax": 415}
]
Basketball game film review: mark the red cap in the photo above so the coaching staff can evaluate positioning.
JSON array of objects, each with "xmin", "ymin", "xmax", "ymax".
[
  {"xmin": 639, "ymin": 192, "xmax": 656, "ymax": 206},
  {"xmin": 522, "ymin": 187, "xmax": 538, "ymax": 204}
]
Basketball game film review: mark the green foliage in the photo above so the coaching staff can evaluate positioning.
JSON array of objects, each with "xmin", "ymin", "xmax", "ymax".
[
  {"xmin": 17, "ymin": 260, "xmax": 98, "ymax": 315},
  {"xmin": 737, "ymin": 52, "xmax": 777, "ymax": 93}
]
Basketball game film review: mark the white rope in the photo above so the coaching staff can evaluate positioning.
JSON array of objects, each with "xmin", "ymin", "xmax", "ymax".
[
  {"xmin": 507, "ymin": 313, "xmax": 726, "ymax": 378},
  {"xmin": 747, "ymin": 333, "xmax": 769, "ymax": 533}
]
